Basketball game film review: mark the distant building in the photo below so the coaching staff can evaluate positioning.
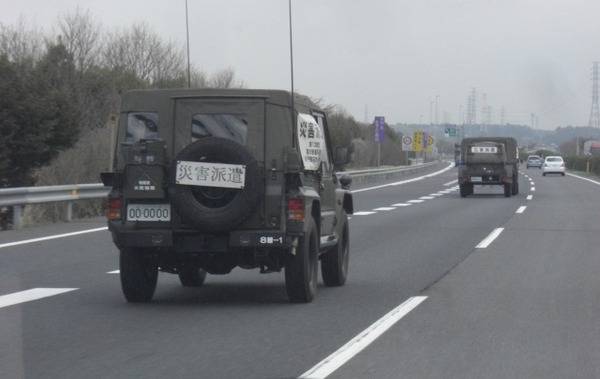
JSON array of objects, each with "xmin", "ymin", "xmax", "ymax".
[{"xmin": 583, "ymin": 140, "xmax": 600, "ymax": 155}]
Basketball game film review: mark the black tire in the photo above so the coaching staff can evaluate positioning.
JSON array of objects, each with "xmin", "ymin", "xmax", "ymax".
[
  {"xmin": 459, "ymin": 184, "xmax": 468, "ymax": 198},
  {"xmin": 172, "ymin": 137, "xmax": 262, "ymax": 232},
  {"xmin": 285, "ymin": 217, "xmax": 319, "ymax": 303},
  {"xmin": 120, "ymin": 248, "xmax": 158, "ymax": 303},
  {"xmin": 504, "ymin": 183, "xmax": 511, "ymax": 197},
  {"xmin": 178, "ymin": 267, "xmax": 207, "ymax": 287},
  {"xmin": 321, "ymin": 211, "xmax": 349, "ymax": 287}
]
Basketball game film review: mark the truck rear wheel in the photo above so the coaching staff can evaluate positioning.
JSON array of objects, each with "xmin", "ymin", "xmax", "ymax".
[
  {"xmin": 285, "ymin": 217, "xmax": 318, "ymax": 303},
  {"xmin": 321, "ymin": 211, "xmax": 349, "ymax": 287},
  {"xmin": 460, "ymin": 184, "xmax": 468, "ymax": 198},
  {"xmin": 178, "ymin": 267, "xmax": 207, "ymax": 287},
  {"xmin": 119, "ymin": 248, "xmax": 158, "ymax": 303},
  {"xmin": 504, "ymin": 183, "xmax": 512, "ymax": 197}
]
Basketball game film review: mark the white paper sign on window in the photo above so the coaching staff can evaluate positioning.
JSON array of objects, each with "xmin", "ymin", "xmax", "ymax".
[{"xmin": 297, "ymin": 113, "xmax": 324, "ymax": 170}]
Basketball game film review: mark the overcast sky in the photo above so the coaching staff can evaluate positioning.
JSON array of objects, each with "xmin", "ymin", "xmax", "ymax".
[{"xmin": 2, "ymin": 0, "xmax": 600, "ymax": 130}]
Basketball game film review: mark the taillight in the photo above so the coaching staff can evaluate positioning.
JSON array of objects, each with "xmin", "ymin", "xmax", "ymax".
[
  {"xmin": 287, "ymin": 198, "xmax": 305, "ymax": 220},
  {"xmin": 107, "ymin": 197, "xmax": 122, "ymax": 220}
]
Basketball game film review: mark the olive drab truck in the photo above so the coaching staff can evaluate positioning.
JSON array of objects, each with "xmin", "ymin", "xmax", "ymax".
[
  {"xmin": 457, "ymin": 137, "xmax": 519, "ymax": 198},
  {"xmin": 101, "ymin": 88, "xmax": 354, "ymax": 303}
]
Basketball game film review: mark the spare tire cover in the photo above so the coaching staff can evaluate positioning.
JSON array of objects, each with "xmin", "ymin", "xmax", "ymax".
[{"xmin": 171, "ymin": 137, "xmax": 262, "ymax": 232}]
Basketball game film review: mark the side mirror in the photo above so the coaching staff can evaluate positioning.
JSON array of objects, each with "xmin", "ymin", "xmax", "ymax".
[{"xmin": 335, "ymin": 147, "xmax": 350, "ymax": 166}]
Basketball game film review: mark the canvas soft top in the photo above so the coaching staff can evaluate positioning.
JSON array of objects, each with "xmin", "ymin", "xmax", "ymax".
[{"xmin": 120, "ymin": 88, "xmax": 322, "ymax": 115}]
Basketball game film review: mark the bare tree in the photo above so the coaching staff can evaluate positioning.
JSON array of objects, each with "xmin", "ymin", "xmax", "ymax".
[
  {"xmin": 208, "ymin": 67, "xmax": 244, "ymax": 88},
  {"xmin": 0, "ymin": 17, "xmax": 44, "ymax": 64},
  {"xmin": 102, "ymin": 23, "xmax": 186, "ymax": 86},
  {"xmin": 55, "ymin": 7, "xmax": 102, "ymax": 74}
]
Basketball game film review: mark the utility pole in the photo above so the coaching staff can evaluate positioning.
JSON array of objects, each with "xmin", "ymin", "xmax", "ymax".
[{"xmin": 589, "ymin": 61, "xmax": 600, "ymax": 128}]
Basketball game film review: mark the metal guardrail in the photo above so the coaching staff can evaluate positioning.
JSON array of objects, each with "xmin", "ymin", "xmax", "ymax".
[
  {"xmin": 0, "ymin": 184, "xmax": 110, "ymax": 230},
  {"xmin": 0, "ymin": 162, "xmax": 439, "ymax": 230}
]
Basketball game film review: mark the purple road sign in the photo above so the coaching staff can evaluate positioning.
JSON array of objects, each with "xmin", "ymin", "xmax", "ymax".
[{"xmin": 374, "ymin": 116, "xmax": 385, "ymax": 143}]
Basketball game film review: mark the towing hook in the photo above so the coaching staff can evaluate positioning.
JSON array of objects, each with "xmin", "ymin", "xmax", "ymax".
[{"xmin": 289, "ymin": 237, "xmax": 299, "ymax": 256}]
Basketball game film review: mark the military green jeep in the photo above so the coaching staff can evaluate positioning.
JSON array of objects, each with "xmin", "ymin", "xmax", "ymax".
[{"xmin": 101, "ymin": 88, "xmax": 353, "ymax": 303}]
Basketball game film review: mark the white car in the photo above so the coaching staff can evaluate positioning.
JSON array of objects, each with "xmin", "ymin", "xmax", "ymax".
[{"xmin": 542, "ymin": 156, "xmax": 565, "ymax": 176}]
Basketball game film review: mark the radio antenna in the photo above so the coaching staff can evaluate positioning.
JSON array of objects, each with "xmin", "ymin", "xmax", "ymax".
[{"xmin": 288, "ymin": 1, "xmax": 295, "ymax": 114}]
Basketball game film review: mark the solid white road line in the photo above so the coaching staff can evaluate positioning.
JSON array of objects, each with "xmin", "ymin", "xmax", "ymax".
[
  {"xmin": 373, "ymin": 207, "xmax": 396, "ymax": 211},
  {"xmin": 568, "ymin": 173, "xmax": 600, "ymax": 186},
  {"xmin": 299, "ymin": 296, "xmax": 428, "ymax": 379},
  {"xmin": 0, "ymin": 288, "xmax": 78, "ymax": 309},
  {"xmin": 476, "ymin": 228, "xmax": 504, "ymax": 248},
  {"xmin": 0, "ymin": 227, "xmax": 108, "ymax": 249}
]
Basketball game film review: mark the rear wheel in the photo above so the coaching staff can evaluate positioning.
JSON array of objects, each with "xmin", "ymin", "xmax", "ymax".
[
  {"xmin": 285, "ymin": 217, "xmax": 319, "ymax": 303},
  {"xmin": 321, "ymin": 211, "xmax": 349, "ymax": 287},
  {"xmin": 459, "ymin": 184, "xmax": 468, "ymax": 198},
  {"xmin": 178, "ymin": 267, "xmax": 207, "ymax": 287},
  {"xmin": 119, "ymin": 248, "xmax": 158, "ymax": 303},
  {"xmin": 504, "ymin": 183, "xmax": 511, "ymax": 197}
]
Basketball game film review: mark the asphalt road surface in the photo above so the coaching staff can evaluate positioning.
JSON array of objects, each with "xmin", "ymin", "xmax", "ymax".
[{"xmin": 1, "ymin": 162, "xmax": 600, "ymax": 379}]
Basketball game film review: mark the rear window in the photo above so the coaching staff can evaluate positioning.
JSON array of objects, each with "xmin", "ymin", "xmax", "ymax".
[
  {"xmin": 126, "ymin": 112, "xmax": 158, "ymax": 143},
  {"xmin": 191, "ymin": 114, "xmax": 248, "ymax": 145},
  {"xmin": 546, "ymin": 157, "xmax": 563, "ymax": 162}
]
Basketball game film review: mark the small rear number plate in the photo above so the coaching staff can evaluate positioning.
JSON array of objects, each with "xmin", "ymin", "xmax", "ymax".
[
  {"xmin": 127, "ymin": 204, "xmax": 171, "ymax": 221},
  {"xmin": 471, "ymin": 176, "xmax": 482, "ymax": 182}
]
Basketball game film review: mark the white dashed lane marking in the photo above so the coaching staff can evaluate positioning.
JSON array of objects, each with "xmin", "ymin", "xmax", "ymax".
[{"xmin": 351, "ymin": 186, "xmax": 460, "ymax": 216}]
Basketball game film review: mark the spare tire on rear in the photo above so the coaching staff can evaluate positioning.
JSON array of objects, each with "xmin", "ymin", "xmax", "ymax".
[{"xmin": 171, "ymin": 137, "xmax": 262, "ymax": 232}]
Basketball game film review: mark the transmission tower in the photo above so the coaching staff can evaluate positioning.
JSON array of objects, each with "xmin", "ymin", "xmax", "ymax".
[
  {"xmin": 466, "ymin": 87, "xmax": 477, "ymax": 126},
  {"xmin": 480, "ymin": 93, "xmax": 488, "ymax": 135},
  {"xmin": 589, "ymin": 62, "xmax": 600, "ymax": 128}
]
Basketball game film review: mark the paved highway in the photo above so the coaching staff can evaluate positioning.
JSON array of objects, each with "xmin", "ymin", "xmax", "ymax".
[{"xmin": 1, "ymin": 163, "xmax": 600, "ymax": 378}]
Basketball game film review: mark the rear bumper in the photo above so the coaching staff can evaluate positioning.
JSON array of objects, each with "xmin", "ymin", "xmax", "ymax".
[
  {"xmin": 458, "ymin": 175, "xmax": 511, "ymax": 185},
  {"xmin": 109, "ymin": 221, "xmax": 289, "ymax": 251}
]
